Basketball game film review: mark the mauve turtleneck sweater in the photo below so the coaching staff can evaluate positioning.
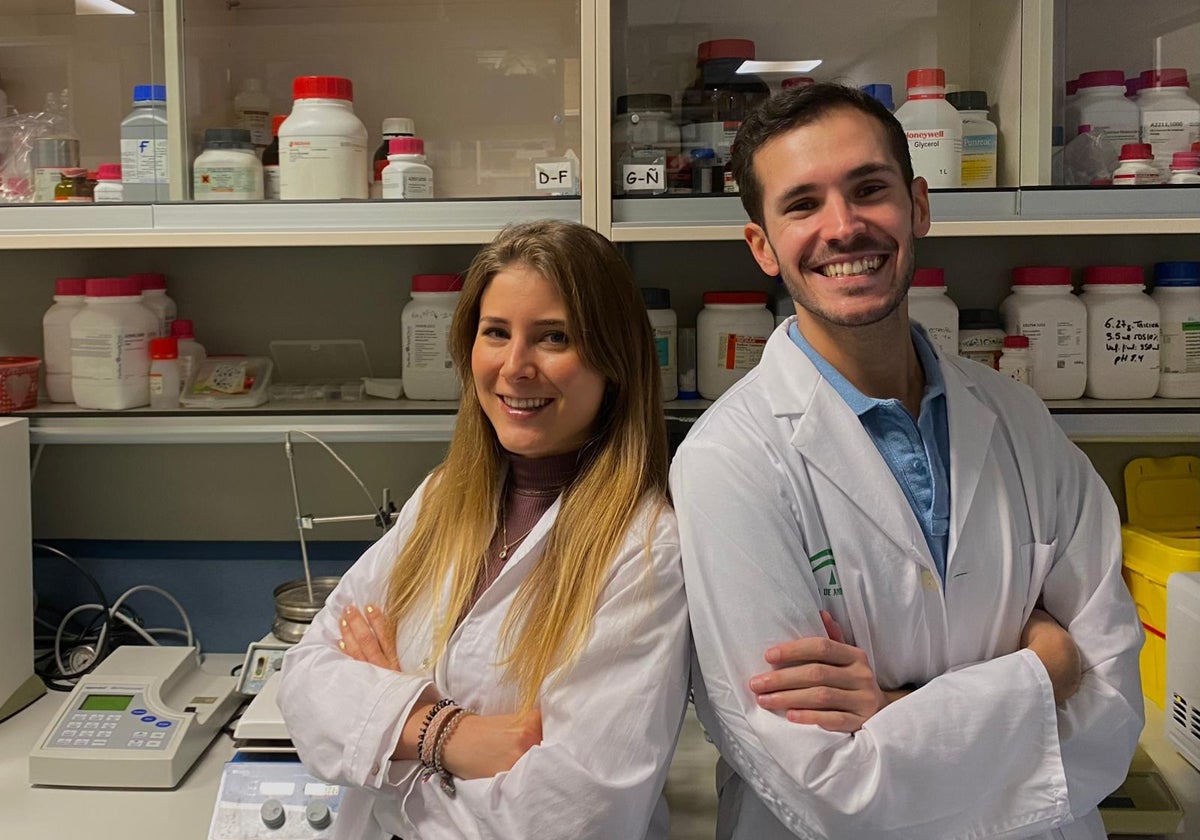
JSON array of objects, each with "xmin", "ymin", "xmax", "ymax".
[{"xmin": 466, "ymin": 448, "xmax": 584, "ymax": 611}]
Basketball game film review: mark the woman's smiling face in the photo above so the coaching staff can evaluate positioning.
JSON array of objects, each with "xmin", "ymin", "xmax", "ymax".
[{"xmin": 472, "ymin": 263, "xmax": 607, "ymax": 458}]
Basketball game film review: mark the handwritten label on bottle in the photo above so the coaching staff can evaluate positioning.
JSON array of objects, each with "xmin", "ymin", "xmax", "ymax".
[{"xmin": 1104, "ymin": 316, "xmax": 1160, "ymax": 366}]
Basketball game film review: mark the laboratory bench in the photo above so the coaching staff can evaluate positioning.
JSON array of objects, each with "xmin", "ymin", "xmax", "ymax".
[{"xmin": 0, "ymin": 662, "xmax": 1196, "ymax": 840}]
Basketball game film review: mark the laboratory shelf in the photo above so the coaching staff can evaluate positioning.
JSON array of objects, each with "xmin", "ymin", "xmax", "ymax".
[
  {"xmin": 660, "ymin": 399, "xmax": 1200, "ymax": 444},
  {"xmin": 608, "ymin": 188, "xmax": 1200, "ymax": 241},
  {"xmin": 1045, "ymin": 399, "xmax": 1200, "ymax": 443},
  {"xmin": 0, "ymin": 198, "xmax": 582, "ymax": 250},
  {"xmin": 22, "ymin": 401, "xmax": 459, "ymax": 445},
  {"xmin": 19, "ymin": 401, "xmax": 1200, "ymax": 445}
]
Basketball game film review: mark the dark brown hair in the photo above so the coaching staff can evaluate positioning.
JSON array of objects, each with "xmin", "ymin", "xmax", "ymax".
[{"xmin": 732, "ymin": 82, "xmax": 915, "ymax": 227}]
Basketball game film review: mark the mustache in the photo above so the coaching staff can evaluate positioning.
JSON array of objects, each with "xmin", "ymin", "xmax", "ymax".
[{"xmin": 806, "ymin": 236, "xmax": 894, "ymax": 266}]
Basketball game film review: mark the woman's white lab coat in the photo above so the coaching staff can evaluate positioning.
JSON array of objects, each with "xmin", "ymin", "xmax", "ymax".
[
  {"xmin": 670, "ymin": 323, "xmax": 1144, "ymax": 840},
  {"xmin": 278, "ymin": 478, "xmax": 690, "ymax": 840}
]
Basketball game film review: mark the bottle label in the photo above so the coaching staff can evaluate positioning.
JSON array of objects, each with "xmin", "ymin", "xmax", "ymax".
[
  {"xmin": 1161, "ymin": 321, "xmax": 1200, "ymax": 373},
  {"xmin": 403, "ymin": 319, "xmax": 453, "ymax": 373},
  {"xmin": 34, "ymin": 168, "xmax": 69, "ymax": 202},
  {"xmin": 264, "ymin": 165, "xmax": 281, "ymax": 200},
  {"xmin": 393, "ymin": 170, "xmax": 433, "ymax": 199},
  {"xmin": 717, "ymin": 333, "xmax": 767, "ymax": 370},
  {"xmin": 905, "ymin": 129, "xmax": 962, "ymax": 188},
  {"xmin": 651, "ymin": 326, "xmax": 674, "ymax": 369},
  {"xmin": 999, "ymin": 359, "xmax": 1031, "ymax": 385},
  {"xmin": 922, "ymin": 325, "xmax": 957, "ymax": 358},
  {"xmin": 280, "ymin": 138, "xmax": 369, "ymax": 200},
  {"xmin": 1101, "ymin": 315, "xmax": 1160, "ymax": 370},
  {"xmin": 121, "ymin": 138, "xmax": 169, "ymax": 184},
  {"xmin": 1141, "ymin": 110, "xmax": 1200, "ymax": 161},
  {"xmin": 1113, "ymin": 170, "xmax": 1161, "ymax": 185},
  {"xmin": 1019, "ymin": 319, "xmax": 1085, "ymax": 371},
  {"xmin": 149, "ymin": 373, "xmax": 164, "ymax": 395},
  {"xmin": 961, "ymin": 133, "xmax": 998, "ymax": 187},
  {"xmin": 238, "ymin": 109, "xmax": 271, "ymax": 146},
  {"xmin": 71, "ymin": 327, "xmax": 151, "ymax": 380},
  {"xmin": 195, "ymin": 165, "xmax": 263, "ymax": 199}
]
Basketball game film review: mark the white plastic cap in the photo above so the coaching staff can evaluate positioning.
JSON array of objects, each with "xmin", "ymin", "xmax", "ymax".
[{"xmin": 382, "ymin": 117, "xmax": 416, "ymax": 136}]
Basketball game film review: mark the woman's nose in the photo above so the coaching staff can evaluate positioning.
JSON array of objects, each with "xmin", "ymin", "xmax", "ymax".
[{"xmin": 499, "ymin": 341, "xmax": 536, "ymax": 379}]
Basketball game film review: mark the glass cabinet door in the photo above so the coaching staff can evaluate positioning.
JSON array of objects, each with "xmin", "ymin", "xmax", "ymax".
[
  {"xmin": 608, "ymin": 0, "xmax": 1025, "ymax": 228},
  {"xmin": 1056, "ymin": 0, "xmax": 1200, "ymax": 188},
  {"xmin": 0, "ymin": 0, "xmax": 164, "ymax": 205},
  {"xmin": 177, "ymin": 0, "xmax": 583, "ymax": 204}
]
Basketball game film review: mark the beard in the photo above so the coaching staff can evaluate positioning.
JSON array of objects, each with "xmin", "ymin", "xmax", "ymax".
[{"xmin": 777, "ymin": 234, "xmax": 915, "ymax": 329}]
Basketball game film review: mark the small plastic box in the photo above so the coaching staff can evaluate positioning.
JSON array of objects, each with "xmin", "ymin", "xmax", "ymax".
[
  {"xmin": 179, "ymin": 356, "xmax": 273, "ymax": 408},
  {"xmin": 1120, "ymin": 456, "xmax": 1200, "ymax": 708},
  {"xmin": 0, "ymin": 357, "xmax": 41, "ymax": 413}
]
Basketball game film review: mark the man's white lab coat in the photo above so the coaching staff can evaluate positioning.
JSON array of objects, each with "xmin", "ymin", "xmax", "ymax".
[{"xmin": 671, "ymin": 321, "xmax": 1144, "ymax": 840}]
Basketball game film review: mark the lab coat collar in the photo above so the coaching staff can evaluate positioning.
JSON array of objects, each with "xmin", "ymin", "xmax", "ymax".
[
  {"xmin": 939, "ymin": 358, "xmax": 998, "ymax": 567},
  {"xmin": 768, "ymin": 321, "xmax": 926, "ymax": 559},
  {"xmin": 762, "ymin": 318, "xmax": 998, "ymax": 566}
]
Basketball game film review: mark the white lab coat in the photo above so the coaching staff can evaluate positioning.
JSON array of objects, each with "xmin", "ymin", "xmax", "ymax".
[
  {"xmin": 670, "ymin": 321, "xmax": 1144, "ymax": 840},
  {"xmin": 278, "ymin": 476, "xmax": 690, "ymax": 840}
]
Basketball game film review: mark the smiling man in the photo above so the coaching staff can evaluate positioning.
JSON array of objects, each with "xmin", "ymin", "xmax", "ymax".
[{"xmin": 670, "ymin": 83, "xmax": 1143, "ymax": 840}]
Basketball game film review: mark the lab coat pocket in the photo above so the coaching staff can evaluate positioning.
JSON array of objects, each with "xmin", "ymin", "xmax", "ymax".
[{"xmin": 1021, "ymin": 540, "xmax": 1058, "ymax": 624}]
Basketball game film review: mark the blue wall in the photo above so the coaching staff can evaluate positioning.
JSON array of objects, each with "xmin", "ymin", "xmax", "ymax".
[{"xmin": 33, "ymin": 541, "xmax": 372, "ymax": 655}]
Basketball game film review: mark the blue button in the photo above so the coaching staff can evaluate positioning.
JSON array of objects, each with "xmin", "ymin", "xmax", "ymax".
[
  {"xmin": 141, "ymin": 715, "xmax": 157, "ymax": 723},
  {"xmin": 131, "ymin": 709, "xmax": 147, "ymax": 716},
  {"xmin": 155, "ymin": 720, "xmax": 172, "ymax": 728}
]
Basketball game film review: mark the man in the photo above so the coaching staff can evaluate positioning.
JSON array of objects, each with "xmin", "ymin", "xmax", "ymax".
[{"xmin": 670, "ymin": 82, "xmax": 1143, "ymax": 840}]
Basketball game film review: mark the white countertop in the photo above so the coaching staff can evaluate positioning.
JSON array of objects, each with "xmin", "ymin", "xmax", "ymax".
[
  {"xmin": 0, "ymin": 654, "xmax": 240, "ymax": 840},
  {"xmin": 1, "ymin": 667, "xmax": 1197, "ymax": 839}
]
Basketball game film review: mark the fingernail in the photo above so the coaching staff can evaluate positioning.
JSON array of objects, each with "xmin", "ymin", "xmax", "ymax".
[
  {"xmin": 338, "ymin": 639, "xmax": 345, "ymax": 650},
  {"xmin": 341, "ymin": 618, "xmax": 348, "ymax": 628},
  {"xmin": 749, "ymin": 677, "xmax": 765, "ymax": 692},
  {"xmin": 765, "ymin": 648, "xmax": 780, "ymax": 664},
  {"xmin": 365, "ymin": 605, "xmax": 374, "ymax": 614}
]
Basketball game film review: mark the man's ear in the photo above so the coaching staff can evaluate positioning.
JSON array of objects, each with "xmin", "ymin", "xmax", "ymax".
[
  {"xmin": 745, "ymin": 223, "xmax": 780, "ymax": 277},
  {"xmin": 910, "ymin": 176, "xmax": 931, "ymax": 239}
]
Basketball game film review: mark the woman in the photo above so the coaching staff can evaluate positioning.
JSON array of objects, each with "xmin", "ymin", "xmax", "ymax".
[{"xmin": 278, "ymin": 220, "xmax": 690, "ymax": 840}]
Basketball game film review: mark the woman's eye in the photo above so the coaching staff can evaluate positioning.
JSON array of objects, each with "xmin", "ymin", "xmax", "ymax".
[
  {"xmin": 480, "ymin": 326, "xmax": 508, "ymax": 339},
  {"xmin": 543, "ymin": 331, "xmax": 569, "ymax": 346}
]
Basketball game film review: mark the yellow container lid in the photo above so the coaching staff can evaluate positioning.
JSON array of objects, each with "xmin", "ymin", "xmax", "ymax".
[{"xmin": 1124, "ymin": 455, "xmax": 1200, "ymax": 535}]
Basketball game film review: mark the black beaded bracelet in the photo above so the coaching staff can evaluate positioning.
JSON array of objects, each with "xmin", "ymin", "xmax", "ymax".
[{"xmin": 416, "ymin": 698, "xmax": 453, "ymax": 764}]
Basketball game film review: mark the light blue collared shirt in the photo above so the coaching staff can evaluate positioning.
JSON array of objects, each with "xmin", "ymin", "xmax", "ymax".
[{"xmin": 788, "ymin": 322, "xmax": 951, "ymax": 581}]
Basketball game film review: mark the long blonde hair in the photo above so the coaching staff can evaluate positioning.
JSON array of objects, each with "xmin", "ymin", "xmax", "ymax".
[{"xmin": 385, "ymin": 220, "xmax": 668, "ymax": 710}]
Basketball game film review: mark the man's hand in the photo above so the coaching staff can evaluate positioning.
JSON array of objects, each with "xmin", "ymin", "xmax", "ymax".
[
  {"xmin": 750, "ymin": 611, "xmax": 904, "ymax": 733},
  {"xmin": 1021, "ymin": 608, "xmax": 1081, "ymax": 704},
  {"xmin": 338, "ymin": 604, "xmax": 401, "ymax": 671}
]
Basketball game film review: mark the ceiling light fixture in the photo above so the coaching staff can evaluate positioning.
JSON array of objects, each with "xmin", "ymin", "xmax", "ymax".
[{"xmin": 75, "ymin": 0, "xmax": 137, "ymax": 15}]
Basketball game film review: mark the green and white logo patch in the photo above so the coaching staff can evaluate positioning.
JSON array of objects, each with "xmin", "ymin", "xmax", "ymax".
[{"xmin": 809, "ymin": 548, "xmax": 842, "ymax": 597}]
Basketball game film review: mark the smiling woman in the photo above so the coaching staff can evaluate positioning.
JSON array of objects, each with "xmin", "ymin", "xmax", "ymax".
[{"xmin": 277, "ymin": 220, "xmax": 689, "ymax": 840}]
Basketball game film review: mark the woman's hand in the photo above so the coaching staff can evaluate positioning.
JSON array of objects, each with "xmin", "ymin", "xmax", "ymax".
[
  {"xmin": 441, "ymin": 709, "xmax": 544, "ymax": 780},
  {"xmin": 338, "ymin": 603, "xmax": 400, "ymax": 672}
]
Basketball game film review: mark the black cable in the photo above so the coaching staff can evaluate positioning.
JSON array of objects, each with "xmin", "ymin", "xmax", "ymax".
[{"xmin": 31, "ymin": 543, "xmax": 115, "ymax": 685}]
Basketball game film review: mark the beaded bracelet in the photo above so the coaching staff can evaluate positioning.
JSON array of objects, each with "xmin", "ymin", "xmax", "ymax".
[
  {"xmin": 431, "ymin": 706, "xmax": 474, "ymax": 796},
  {"xmin": 420, "ymin": 702, "xmax": 462, "ymax": 767},
  {"xmin": 415, "ymin": 698, "xmax": 454, "ymax": 765}
]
